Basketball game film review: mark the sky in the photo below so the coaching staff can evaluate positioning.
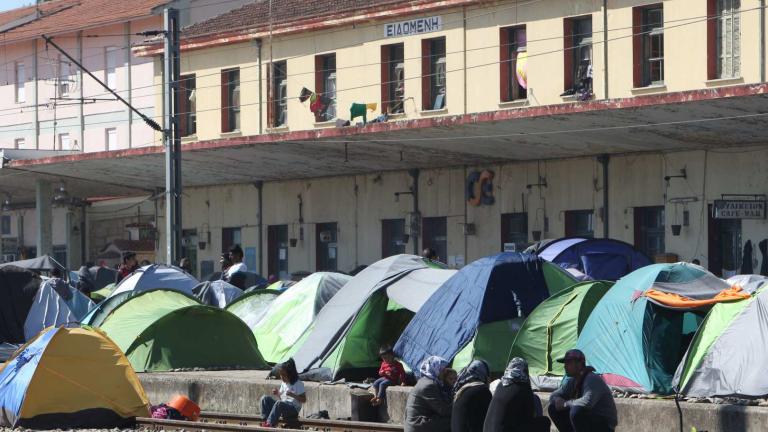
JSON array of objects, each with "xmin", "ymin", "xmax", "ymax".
[{"xmin": 0, "ymin": 1, "xmax": 35, "ymax": 12}]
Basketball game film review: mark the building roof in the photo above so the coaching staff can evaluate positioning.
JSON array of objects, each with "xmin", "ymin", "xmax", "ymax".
[
  {"xmin": 135, "ymin": 0, "xmax": 477, "ymax": 55},
  {"xmin": 0, "ymin": 0, "xmax": 169, "ymax": 45}
]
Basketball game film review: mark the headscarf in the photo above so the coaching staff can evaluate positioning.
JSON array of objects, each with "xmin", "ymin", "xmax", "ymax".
[
  {"xmin": 454, "ymin": 359, "xmax": 490, "ymax": 392},
  {"xmin": 419, "ymin": 356, "xmax": 449, "ymax": 381},
  {"xmin": 501, "ymin": 357, "xmax": 529, "ymax": 386}
]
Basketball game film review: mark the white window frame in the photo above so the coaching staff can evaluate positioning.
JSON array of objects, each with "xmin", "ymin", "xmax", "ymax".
[
  {"xmin": 105, "ymin": 47, "xmax": 118, "ymax": 90},
  {"xmin": 58, "ymin": 133, "xmax": 71, "ymax": 150},
  {"xmin": 15, "ymin": 62, "xmax": 25, "ymax": 103},
  {"xmin": 14, "ymin": 138, "xmax": 24, "ymax": 149},
  {"xmin": 717, "ymin": 0, "xmax": 741, "ymax": 78},
  {"xmin": 105, "ymin": 127, "xmax": 117, "ymax": 151}
]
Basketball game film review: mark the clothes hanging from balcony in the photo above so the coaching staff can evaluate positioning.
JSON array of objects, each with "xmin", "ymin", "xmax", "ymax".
[{"xmin": 349, "ymin": 103, "xmax": 377, "ymax": 124}]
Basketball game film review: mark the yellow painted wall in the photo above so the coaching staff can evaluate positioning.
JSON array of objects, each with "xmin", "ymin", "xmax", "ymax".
[{"xmin": 168, "ymin": 0, "xmax": 763, "ymax": 143}]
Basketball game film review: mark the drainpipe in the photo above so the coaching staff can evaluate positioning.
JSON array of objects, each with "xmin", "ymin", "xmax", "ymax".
[
  {"xmin": 597, "ymin": 154, "xmax": 610, "ymax": 238},
  {"xmin": 254, "ymin": 181, "xmax": 264, "ymax": 275},
  {"xmin": 761, "ymin": 0, "xmax": 766, "ymax": 82},
  {"xmin": 462, "ymin": 6, "xmax": 468, "ymax": 115},
  {"xmin": 409, "ymin": 169, "xmax": 420, "ymax": 255},
  {"xmin": 80, "ymin": 205, "xmax": 87, "ymax": 264},
  {"xmin": 255, "ymin": 39, "xmax": 263, "ymax": 135},
  {"xmin": 603, "ymin": 0, "xmax": 609, "ymax": 99}
]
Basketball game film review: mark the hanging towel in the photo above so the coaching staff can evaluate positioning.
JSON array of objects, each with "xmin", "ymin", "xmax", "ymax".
[
  {"xmin": 350, "ymin": 103, "xmax": 369, "ymax": 124},
  {"xmin": 299, "ymin": 87, "xmax": 313, "ymax": 103},
  {"xmin": 741, "ymin": 240, "xmax": 754, "ymax": 274},
  {"xmin": 759, "ymin": 239, "xmax": 768, "ymax": 276}
]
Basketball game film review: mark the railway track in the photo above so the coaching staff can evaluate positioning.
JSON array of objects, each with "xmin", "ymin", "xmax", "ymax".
[{"xmin": 136, "ymin": 411, "xmax": 404, "ymax": 432}]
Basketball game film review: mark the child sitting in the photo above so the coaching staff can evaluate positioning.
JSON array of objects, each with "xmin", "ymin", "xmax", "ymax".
[
  {"xmin": 260, "ymin": 358, "xmax": 306, "ymax": 427},
  {"xmin": 371, "ymin": 346, "xmax": 407, "ymax": 406}
]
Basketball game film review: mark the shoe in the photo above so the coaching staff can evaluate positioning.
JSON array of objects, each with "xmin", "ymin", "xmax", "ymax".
[{"xmin": 261, "ymin": 421, "xmax": 271, "ymax": 428}]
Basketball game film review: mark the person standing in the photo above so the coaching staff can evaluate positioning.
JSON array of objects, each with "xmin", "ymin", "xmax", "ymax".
[
  {"xmin": 115, "ymin": 251, "xmax": 138, "ymax": 284},
  {"xmin": 405, "ymin": 356, "xmax": 453, "ymax": 432},
  {"xmin": 451, "ymin": 359, "xmax": 491, "ymax": 432},
  {"xmin": 225, "ymin": 245, "xmax": 247, "ymax": 279},
  {"xmin": 549, "ymin": 349, "xmax": 618, "ymax": 432}
]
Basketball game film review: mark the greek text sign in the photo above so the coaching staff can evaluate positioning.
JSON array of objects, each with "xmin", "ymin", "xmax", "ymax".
[
  {"xmin": 384, "ymin": 16, "xmax": 442, "ymax": 38},
  {"xmin": 713, "ymin": 200, "xmax": 766, "ymax": 219}
]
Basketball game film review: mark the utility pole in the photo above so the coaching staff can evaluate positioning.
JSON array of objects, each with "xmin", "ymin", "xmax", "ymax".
[{"xmin": 163, "ymin": 8, "xmax": 182, "ymax": 265}]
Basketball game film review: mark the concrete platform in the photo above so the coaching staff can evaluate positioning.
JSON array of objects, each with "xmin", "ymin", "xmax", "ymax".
[{"xmin": 139, "ymin": 371, "xmax": 768, "ymax": 432}]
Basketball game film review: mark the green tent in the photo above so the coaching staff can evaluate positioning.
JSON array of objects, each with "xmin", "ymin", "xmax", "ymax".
[
  {"xmin": 225, "ymin": 289, "xmax": 282, "ymax": 329},
  {"xmin": 94, "ymin": 290, "xmax": 266, "ymax": 372},
  {"xmin": 81, "ymin": 288, "xmax": 202, "ymax": 328},
  {"xmin": 251, "ymin": 272, "xmax": 351, "ymax": 363},
  {"xmin": 508, "ymin": 281, "xmax": 612, "ymax": 377},
  {"xmin": 90, "ymin": 283, "xmax": 117, "ymax": 303}
]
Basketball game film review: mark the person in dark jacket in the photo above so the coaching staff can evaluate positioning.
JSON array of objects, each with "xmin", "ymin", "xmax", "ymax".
[
  {"xmin": 75, "ymin": 266, "xmax": 96, "ymax": 297},
  {"xmin": 115, "ymin": 251, "xmax": 138, "ymax": 284},
  {"xmin": 549, "ymin": 349, "xmax": 618, "ymax": 432},
  {"xmin": 451, "ymin": 359, "xmax": 491, "ymax": 432},
  {"xmin": 485, "ymin": 358, "xmax": 551, "ymax": 432},
  {"xmin": 404, "ymin": 356, "xmax": 452, "ymax": 432}
]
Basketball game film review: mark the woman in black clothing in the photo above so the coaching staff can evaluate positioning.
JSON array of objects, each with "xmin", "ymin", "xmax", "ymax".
[
  {"xmin": 484, "ymin": 358, "xmax": 551, "ymax": 432},
  {"xmin": 450, "ymin": 359, "xmax": 491, "ymax": 432}
]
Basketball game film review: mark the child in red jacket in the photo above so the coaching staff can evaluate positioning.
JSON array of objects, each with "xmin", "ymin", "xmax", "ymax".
[{"xmin": 371, "ymin": 346, "xmax": 407, "ymax": 406}]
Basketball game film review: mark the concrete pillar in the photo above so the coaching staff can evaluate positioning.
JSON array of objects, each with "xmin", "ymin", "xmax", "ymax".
[
  {"xmin": 66, "ymin": 210, "xmax": 83, "ymax": 269},
  {"xmin": 35, "ymin": 180, "xmax": 52, "ymax": 257}
]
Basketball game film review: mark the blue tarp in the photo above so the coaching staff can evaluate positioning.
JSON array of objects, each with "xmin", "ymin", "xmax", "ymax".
[
  {"xmin": 394, "ymin": 253, "xmax": 549, "ymax": 374},
  {"xmin": 538, "ymin": 238, "xmax": 651, "ymax": 280}
]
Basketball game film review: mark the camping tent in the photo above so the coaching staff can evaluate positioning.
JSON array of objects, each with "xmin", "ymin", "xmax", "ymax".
[
  {"xmin": 0, "ymin": 266, "xmax": 41, "ymax": 344},
  {"xmin": 109, "ymin": 264, "xmax": 198, "ymax": 298},
  {"xmin": 90, "ymin": 283, "xmax": 117, "ymax": 302},
  {"xmin": 0, "ymin": 326, "xmax": 149, "ymax": 429},
  {"xmin": 292, "ymin": 255, "xmax": 454, "ymax": 381},
  {"xmin": 24, "ymin": 279, "xmax": 93, "ymax": 341},
  {"xmin": 226, "ymin": 289, "xmax": 282, "ymax": 329},
  {"xmin": 534, "ymin": 238, "xmax": 652, "ymax": 280},
  {"xmin": 0, "ymin": 255, "xmax": 65, "ymax": 272},
  {"xmin": 508, "ymin": 280, "xmax": 612, "ymax": 378},
  {"xmin": 91, "ymin": 266, "xmax": 118, "ymax": 290},
  {"xmin": 80, "ymin": 289, "xmax": 201, "ymax": 328},
  {"xmin": 250, "ymin": 272, "xmax": 351, "ymax": 363},
  {"xmin": 726, "ymin": 274, "xmax": 768, "ymax": 294},
  {"xmin": 193, "ymin": 280, "xmax": 244, "ymax": 308},
  {"xmin": 395, "ymin": 253, "xmax": 575, "ymax": 375},
  {"xmin": 577, "ymin": 263, "xmax": 749, "ymax": 394},
  {"xmin": 95, "ymin": 289, "xmax": 266, "ymax": 372},
  {"xmin": 674, "ymin": 281, "xmax": 768, "ymax": 397}
]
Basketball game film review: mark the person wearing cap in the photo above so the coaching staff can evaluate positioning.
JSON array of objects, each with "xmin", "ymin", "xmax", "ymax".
[
  {"xmin": 549, "ymin": 349, "xmax": 617, "ymax": 432},
  {"xmin": 371, "ymin": 345, "xmax": 407, "ymax": 406}
]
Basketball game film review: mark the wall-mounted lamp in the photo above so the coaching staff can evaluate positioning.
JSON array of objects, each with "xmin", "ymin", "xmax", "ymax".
[
  {"xmin": 526, "ymin": 176, "xmax": 548, "ymax": 190},
  {"xmin": 664, "ymin": 168, "xmax": 687, "ymax": 187}
]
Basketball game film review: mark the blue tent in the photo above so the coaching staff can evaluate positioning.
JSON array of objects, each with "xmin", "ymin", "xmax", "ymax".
[
  {"xmin": 536, "ymin": 237, "xmax": 652, "ymax": 280},
  {"xmin": 394, "ymin": 253, "xmax": 575, "ymax": 374}
]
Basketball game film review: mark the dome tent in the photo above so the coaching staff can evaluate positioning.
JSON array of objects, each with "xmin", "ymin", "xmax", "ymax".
[
  {"xmin": 80, "ymin": 289, "xmax": 201, "ymax": 328},
  {"xmin": 109, "ymin": 264, "xmax": 198, "ymax": 298},
  {"xmin": 250, "ymin": 272, "xmax": 351, "ymax": 363},
  {"xmin": 24, "ymin": 279, "xmax": 93, "ymax": 341},
  {"xmin": 226, "ymin": 289, "xmax": 282, "ymax": 329},
  {"xmin": 533, "ymin": 237, "xmax": 652, "ymax": 281},
  {"xmin": 395, "ymin": 253, "xmax": 576, "ymax": 375},
  {"xmin": 0, "ymin": 266, "xmax": 41, "ymax": 344},
  {"xmin": 577, "ymin": 263, "xmax": 749, "ymax": 394},
  {"xmin": 193, "ymin": 279, "xmax": 244, "ymax": 307},
  {"xmin": 0, "ymin": 326, "xmax": 149, "ymax": 429},
  {"xmin": 508, "ymin": 280, "xmax": 612, "ymax": 379},
  {"xmin": 94, "ymin": 290, "xmax": 266, "ymax": 372}
]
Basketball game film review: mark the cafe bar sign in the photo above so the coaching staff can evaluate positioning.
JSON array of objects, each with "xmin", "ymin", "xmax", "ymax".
[
  {"xmin": 384, "ymin": 16, "xmax": 442, "ymax": 37},
  {"xmin": 713, "ymin": 195, "xmax": 767, "ymax": 219}
]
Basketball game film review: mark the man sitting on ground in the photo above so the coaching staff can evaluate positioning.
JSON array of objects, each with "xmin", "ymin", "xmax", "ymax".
[{"xmin": 549, "ymin": 349, "xmax": 617, "ymax": 432}]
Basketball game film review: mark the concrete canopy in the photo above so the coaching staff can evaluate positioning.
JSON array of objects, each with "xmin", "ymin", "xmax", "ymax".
[{"xmin": 2, "ymin": 83, "xmax": 768, "ymax": 203}]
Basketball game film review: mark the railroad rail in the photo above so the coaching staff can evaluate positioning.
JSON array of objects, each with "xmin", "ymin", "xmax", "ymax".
[{"xmin": 136, "ymin": 411, "xmax": 404, "ymax": 432}]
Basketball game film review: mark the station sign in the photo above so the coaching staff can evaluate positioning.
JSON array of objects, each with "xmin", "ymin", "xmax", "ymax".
[
  {"xmin": 384, "ymin": 16, "xmax": 442, "ymax": 38},
  {"xmin": 713, "ymin": 199, "xmax": 766, "ymax": 219}
]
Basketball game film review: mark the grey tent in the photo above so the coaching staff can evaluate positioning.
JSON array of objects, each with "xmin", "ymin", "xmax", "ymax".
[
  {"xmin": 674, "ymin": 283, "xmax": 768, "ymax": 397},
  {"xmin": 90, "ymin": 266, "xmax": 118, "ymax": 290},
  {"xmin": 0, "ymin": 255, "xmax": 64, "ymax": 272},
  {"xmin": 292, "ymin": 255, "xmax": 453, "ymax": 380},
  {"xmin": 193, "ymin": 280, "xmax": 244, "ymax": 308}
]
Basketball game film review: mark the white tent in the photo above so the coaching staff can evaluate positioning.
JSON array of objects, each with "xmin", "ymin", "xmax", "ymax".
[
  {"xmin": 23, "ymin": 279, "xmax": 93, "ymax": 340},
  {"xmin": 109, "ymin": 264, "xmax": 199, "ymax": 298}
]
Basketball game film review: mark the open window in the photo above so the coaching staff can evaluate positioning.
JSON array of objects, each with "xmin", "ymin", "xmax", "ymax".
[
  {"xmin": 314, "ymin": 54, "xmax": 337, "ymax": 122},
  {"xmin": 500, "ymin": 26, "xmax": 527, "ymax": 102},
  {"xmin": 562, "ymin": 16, "xmax": 593, "ymax": 98},
  {"xmin": 268, "ymin": 61, "xmax": 288, "ymax": 127},
  {"xmin": 221, "ymin": 68, "xmax": 240, "ymax": 133},
  {"xmin": 422, "ymin": 37, "xmax": 446, "ymax": 110},
  {"xmin": 381, "ymin": 43, "xmax": 405, "ymax": 114},
  {"xmin": 708, "ymin": 0, "xmax": 741, "ymax": 79}
]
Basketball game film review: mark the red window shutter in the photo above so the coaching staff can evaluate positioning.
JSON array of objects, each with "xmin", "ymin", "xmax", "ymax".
[
  {"xmin": 381, "ymin": 45, "xmax": 390, "ymax": 114},
  {"xmin": 632, "ymin": 7, "xmax": 643, "ymax": 88},
  {"xmin": 314, "ymin": 55, "xmax": 325, "ymax": 122},
  {"xmin": 267, "ymin": 64, "xmax": 274, "ymax": 128},
  {"xmin": 563, "ymin": 19, "xmax": 574, "ymax": 91},
  {"xmin": 706, "ymin": 0, "xmax": 717, "ymax": 80},
  {"xmin": 500, "ymin": 28, "xmax": 511, "ymax": 102},
  {"xmin": 421, "ymin": 39, "xmax": 431, "ymax": 110},
  {"xmin": 221, "ymin": 70, "xmax": 230, "ymax": 133},
  {"xmin": 178, "ymin": 76, "xmax": 188, "ymax": 136}
]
